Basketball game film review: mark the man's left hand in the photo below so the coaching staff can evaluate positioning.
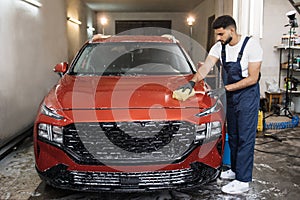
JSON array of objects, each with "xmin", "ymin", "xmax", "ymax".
[{"xmin": 207, "ymin": 87, "xmax": 226, "ymax": 97}]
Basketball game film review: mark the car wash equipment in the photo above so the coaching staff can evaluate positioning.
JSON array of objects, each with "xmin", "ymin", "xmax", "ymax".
[{"xmin": 222, "ymin": 133, "xmax": 231, "ymax": 166}]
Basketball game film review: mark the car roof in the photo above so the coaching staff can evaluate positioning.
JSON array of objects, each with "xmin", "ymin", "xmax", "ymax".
[{"xmin": 90, "ymin": 34, "xmax": 178, "ymax": 44}]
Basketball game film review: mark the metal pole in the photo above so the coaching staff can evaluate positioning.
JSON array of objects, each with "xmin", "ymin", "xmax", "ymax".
[
  {"xmin": 284, "ymin": 26, "xmax": 293, "ymax": 117},
  {"xmin": 189, "ymin": 25, "xmax": 193, "ymax": 61}
]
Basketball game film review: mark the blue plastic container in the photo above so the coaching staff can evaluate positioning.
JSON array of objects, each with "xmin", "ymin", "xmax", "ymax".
[{"xmin": 222, "ymin": 133, "xmax": 231, "ymax": 166}]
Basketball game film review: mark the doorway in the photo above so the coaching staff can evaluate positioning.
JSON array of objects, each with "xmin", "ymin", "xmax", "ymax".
[{"xmin": 115, "ymin": 20, "xmax": 172, "ymax": 35}]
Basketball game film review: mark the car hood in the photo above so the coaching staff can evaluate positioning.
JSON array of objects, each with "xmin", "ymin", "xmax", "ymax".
[{"xmin": 44, "ymin": 75, "xmax": 212, "ymax": 111}]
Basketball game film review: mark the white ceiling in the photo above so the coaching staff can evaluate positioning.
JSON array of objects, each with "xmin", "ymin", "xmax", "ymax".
[{"xmin": 83, "ymin": 0, "xmax": 205, "ymax": 12}]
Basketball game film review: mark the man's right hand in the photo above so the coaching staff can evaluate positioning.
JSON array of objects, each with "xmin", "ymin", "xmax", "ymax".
[{"xmin": 177, "ymin": 81, "xmax": 196, "ymax": 94}]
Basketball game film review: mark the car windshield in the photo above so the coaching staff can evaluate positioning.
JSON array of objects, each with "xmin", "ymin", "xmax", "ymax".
[{"xmin": 71, "ymin": 42, "xmax": 194, "ymax": 76}]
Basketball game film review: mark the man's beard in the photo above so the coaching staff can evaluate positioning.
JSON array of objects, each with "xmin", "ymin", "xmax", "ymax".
[{"xmin": 223, "ymin": 36, "xmax": 232, "ymax": 45}]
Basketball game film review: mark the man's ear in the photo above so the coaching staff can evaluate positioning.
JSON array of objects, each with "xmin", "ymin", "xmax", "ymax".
[{"xmin": 230, "ymin": 26, "xmax": 236, "ymax": 33}]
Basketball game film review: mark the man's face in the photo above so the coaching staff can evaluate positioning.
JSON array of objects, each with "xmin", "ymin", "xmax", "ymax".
[{"xmin": 214, "ymin": 27, "xmax": 233, "ymax": 45}]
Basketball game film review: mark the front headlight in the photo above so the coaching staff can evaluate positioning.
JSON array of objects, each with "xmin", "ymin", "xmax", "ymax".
[
  {"xmin": 40, "ymin": 104, "xmax": 64, "ymax": 120},
  {"xmin": 195, "ymin": 99, "xmax": 222, "ymax": 118},
  {"xmin": 38, "ymin": 123, "xmax": 63, "ymax": 144},
  {"xmin": 194, "ymin": 124, "xmax": 206, "ymax": 143},
  {"xmin": 194, "ymin": 121, "xmax": 222, "ymax": 143},
  {"xmin": 206, "ymin": 121, "xmax": 222, "ymax": 138}
]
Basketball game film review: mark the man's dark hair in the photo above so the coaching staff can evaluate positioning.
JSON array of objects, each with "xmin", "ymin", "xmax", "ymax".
[{"xmin": 212, "ymin": 15, "xmax": 236, "ymax": 30}]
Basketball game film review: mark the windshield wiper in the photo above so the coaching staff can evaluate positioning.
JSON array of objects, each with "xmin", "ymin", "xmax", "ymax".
[{"xmin": 101, "ymin": 72, "xmax": 125, "ymax": 76}]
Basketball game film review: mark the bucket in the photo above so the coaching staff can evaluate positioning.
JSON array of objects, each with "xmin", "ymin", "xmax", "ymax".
[
  {"xmin": 257, "ymin": 110, "xmax": 263, "ymax": 131},
  {"xmin": 222, "ymin": 133, "xmax": 231, "ymax": 166}
]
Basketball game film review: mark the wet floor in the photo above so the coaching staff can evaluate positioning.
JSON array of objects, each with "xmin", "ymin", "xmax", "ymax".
[{"xmin": 0, "ymin": 127, "xmax": 299, "ymax": 200}]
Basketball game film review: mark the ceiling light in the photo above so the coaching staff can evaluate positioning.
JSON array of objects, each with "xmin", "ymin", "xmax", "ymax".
[
  {"xmin": 21, "ymin": 0, "xmax": 42, "ymax": 8},
  {"xmin": 67, "ymin": 17, "xmax": 82, "ymax": 25},
  {"xmin": 286, "ymin": 10, "xmax": 298, "ymax": 28}
]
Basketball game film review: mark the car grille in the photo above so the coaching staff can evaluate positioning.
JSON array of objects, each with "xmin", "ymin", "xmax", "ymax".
[
  {"xmin": 39, "ymin": 162, "xmax": 219, "ymax": 191},
  {"xmin": 63, "ymin": 121, "xmax": 196, "ymax": 165},
  {"xmin": 71, "ymin": 168, "xmax": 194, "ymax": 187}
]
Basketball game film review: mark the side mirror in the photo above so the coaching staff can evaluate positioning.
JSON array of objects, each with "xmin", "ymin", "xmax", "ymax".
[{"xmin": 53, "ymin": 62, "xmax": 68, "ymax": 76}]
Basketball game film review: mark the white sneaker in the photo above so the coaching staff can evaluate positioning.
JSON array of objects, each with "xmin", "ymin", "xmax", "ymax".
[
  {"xmin": 220, "ymin": 169, "xmax": 236, "ymax": 180},
  {"xmin": 221, "ymin": 180, "xmax": 249, "ymax": 194}
]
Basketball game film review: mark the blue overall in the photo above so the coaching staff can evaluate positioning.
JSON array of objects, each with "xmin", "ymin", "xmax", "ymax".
[{"xmin": 221, "ymin": 37, "xmax": 260, "ymax": 182}]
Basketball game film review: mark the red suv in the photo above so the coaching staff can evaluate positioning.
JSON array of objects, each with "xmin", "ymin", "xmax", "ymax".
[{"xmin": 34, "ymin": 34, "xmax": 225, "ymax": 192}]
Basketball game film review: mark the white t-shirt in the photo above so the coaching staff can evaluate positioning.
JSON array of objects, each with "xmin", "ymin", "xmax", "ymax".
[{"xmin": 208, "ymin": 36, "xmax": 263, "ymax": 77}]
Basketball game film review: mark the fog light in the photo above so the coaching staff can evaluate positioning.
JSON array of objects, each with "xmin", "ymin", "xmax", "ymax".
[
  {"xmin": 38, "ymin": 123, "xmax": 51, "ymax": 140},
  {"xmin": 52, "ymin": 126, "xmax": 63, "ymax": 143},
  {"xmin": 211, "ymin": 121, "xmax": 221, "ymax": 137},
  {"xmin": 206, "ymin": 121, "xmax": 222, "ymax": 139},
  {"xmin": 194, "ymin": 123, "xmax": 206, "ymax": 143},
  {"xmin": 37, "ymin": 123, "xmax": 63, "ymax": 144},
  {"xmin": 194, "ymin": 121, "xmax": 222, "ymax": 143}
]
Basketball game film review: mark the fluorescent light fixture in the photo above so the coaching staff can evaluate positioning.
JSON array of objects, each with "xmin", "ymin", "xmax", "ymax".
[
  {"xmin": 87, "ymin": 26, "xmax": 95, "ymax": 32},
  {"xmin": 21, "ymin": 0, "xmax": 42, "ymax": 8},
  {"xmin": 67, "ymin": 17, "xmax": 82, "ymax": 25}
]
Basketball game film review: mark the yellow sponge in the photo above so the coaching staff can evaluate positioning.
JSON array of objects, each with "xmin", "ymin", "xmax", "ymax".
[{"xmin": 172, "ymin": 89, "xmax": 196, "ymax": 101}]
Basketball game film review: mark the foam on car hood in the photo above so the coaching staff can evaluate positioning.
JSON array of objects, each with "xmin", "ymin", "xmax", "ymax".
[{"xmin": 44, "ymin": 74, "xmax": 212, "ymax": 111}]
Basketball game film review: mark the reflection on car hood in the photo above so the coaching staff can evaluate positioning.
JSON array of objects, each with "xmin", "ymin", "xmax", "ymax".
[{"xmin": 44, "ymin": 75, "xmax": 211, "ymax": 110}]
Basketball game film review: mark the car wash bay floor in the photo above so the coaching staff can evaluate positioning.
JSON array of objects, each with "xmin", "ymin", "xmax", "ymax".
[{"xmin": 0, "ymin": 123, "xmax": 299, "ymax": 200}]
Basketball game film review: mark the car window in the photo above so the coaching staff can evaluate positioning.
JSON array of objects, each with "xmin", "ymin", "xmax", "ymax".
[{"xmin": 71, "ymin": 42, "xmax": 194, "ymax": 76}]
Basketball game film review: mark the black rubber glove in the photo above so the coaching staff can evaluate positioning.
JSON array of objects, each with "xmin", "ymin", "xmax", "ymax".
[
  {"xmin": 207, "ymin": 87, "xmax": 226, "ymax": 97},
  {"xmin": 177, "ymin": 81, "xmax": 196, "ymax": 94}
]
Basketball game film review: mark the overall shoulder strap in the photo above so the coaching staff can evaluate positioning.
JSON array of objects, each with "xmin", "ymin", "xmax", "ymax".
[
  {"xmin": 221, "ymin": 44, "xmax": 226, "ymax": 65},
  {"xmin": 237, "ymin": 36, "xmax": 251, "ymax": 61},
  {"xmin": 237, "ymin": 36, "xmax": 261, "ymax": 82}
]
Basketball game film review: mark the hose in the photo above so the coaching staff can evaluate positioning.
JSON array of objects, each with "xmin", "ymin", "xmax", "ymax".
[{"xmin": 264, "ymin": 115, "xmax": 299, "ymax": 130}]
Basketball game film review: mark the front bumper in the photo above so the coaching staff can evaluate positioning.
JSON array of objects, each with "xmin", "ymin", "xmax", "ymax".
[
  {"xmin": 37, "ymin": 162, "xmax": 220, "ymax": 192},
  {"xmin": 34, "ymin": 118, "xmax": 224, "ymax": 192}
]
